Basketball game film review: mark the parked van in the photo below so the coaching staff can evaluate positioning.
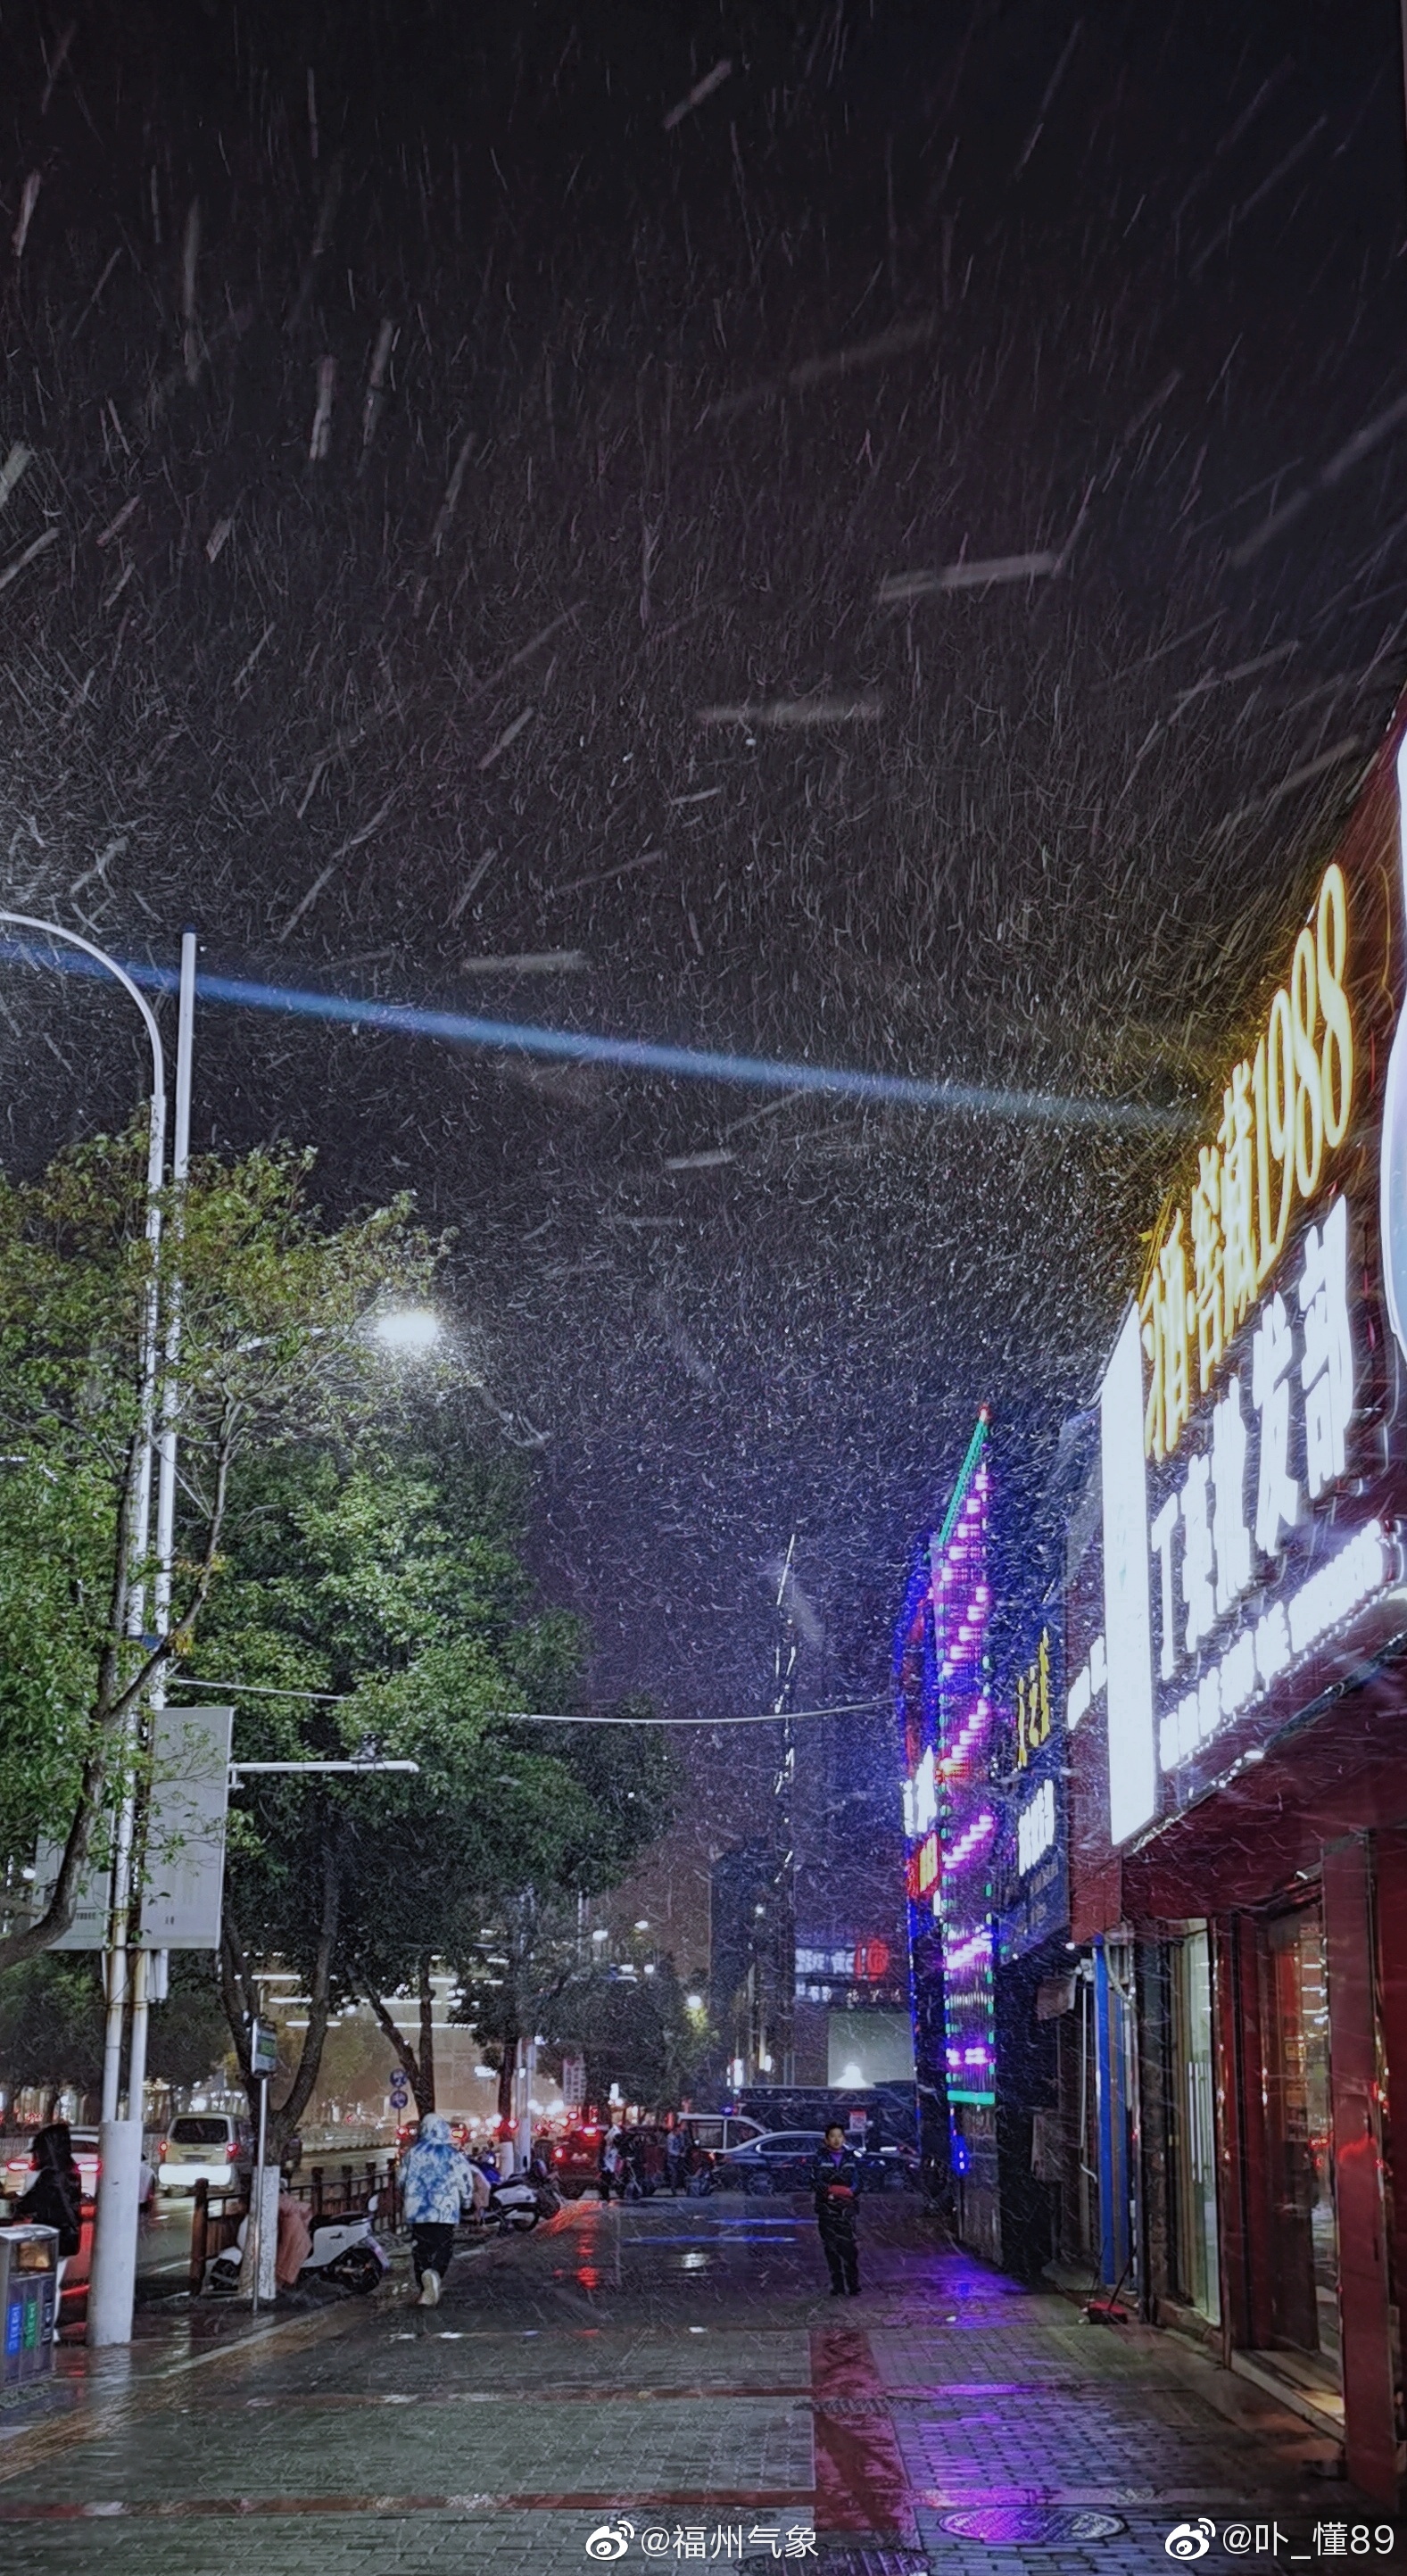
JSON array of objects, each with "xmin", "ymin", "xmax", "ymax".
[
  {"xmin": 677, "ymin": 2114, "xmax": 765, "ymax": 2157},
  {"xmin": 156, "ymin": 2114, "xmax": 252, "ymax": 2196}
]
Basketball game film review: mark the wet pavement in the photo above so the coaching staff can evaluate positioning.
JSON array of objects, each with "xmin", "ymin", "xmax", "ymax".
[{"xmin": 0, "ymin": 2191, "xmax": 1388, "ymax": 2573}]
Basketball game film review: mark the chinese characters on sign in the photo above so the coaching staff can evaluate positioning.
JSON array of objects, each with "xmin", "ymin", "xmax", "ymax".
[
  {"xmin": 1097, "ymin": 816, "xmax": 1407, "ymax": 1846},
  {"xmin": 1141, "ymin": 860, "xmax": 1353, "ymax": 1463},
  {"xmin": 998, "ymin": 1619, "xmax": 1069, "ymax": 1961},
  {"xmin": 1146, "ymin": 1189, "xmax": 1395, "ymax": 1777}
]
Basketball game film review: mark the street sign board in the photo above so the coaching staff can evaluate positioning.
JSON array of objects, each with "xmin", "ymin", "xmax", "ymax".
[
  {"xmin": 29, "ymin": 1705, "xmax": 232, "ymax": 1951},
  {"xmin": 27, "ymin": 1837, "xmax": 111, "ymax": 1951},
  {"xmin": 137, "ymin": 1706, "xmax": 233, "ymax": 1948},
  {"xmin": 251, "ymin": 2017, "xmax": 278, "ymax": 2075}
]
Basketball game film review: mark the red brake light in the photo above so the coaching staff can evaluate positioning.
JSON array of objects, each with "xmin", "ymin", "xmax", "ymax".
[
  {"xmin": 226, "ymin": 2142, "xmax": 239, "ymax": 2160},
  {"xmin": 158, "ymin": 2142, "xmax": 168, "ymax": 2160}
]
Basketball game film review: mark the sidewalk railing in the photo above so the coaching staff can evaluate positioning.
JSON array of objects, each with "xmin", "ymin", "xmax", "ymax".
[{"xmin": 189, "ymin": 2159, "xmax": 401, "ymax": 2293}]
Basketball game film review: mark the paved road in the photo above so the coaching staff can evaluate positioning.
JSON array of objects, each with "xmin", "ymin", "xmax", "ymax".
[
  {"xmin": 0, "ymin": 2192, "xmax": 1387, "ymax": 2573},
  {"xmin": 49, "ymin": 2198, "xmax": 196, "ymax": 2336}
]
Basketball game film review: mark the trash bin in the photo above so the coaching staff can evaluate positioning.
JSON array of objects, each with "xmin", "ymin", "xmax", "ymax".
[{"xmin": 0, "ymin": 2225, "xmax": 59, "ymax": 2382}]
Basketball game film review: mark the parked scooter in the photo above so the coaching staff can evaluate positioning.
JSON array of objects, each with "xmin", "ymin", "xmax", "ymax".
[
  {"xmin": 204, "ymin": 2193, "xmax": 389, "ymax": 2296},
  {"xmin": 486, "ymin": 2173, "xmax": 546, "ymax": 2232}
]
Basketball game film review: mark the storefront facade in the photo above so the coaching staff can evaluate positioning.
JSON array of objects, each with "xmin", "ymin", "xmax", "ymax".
[
  {"xmin": 1066, "ymin": 698, "xmax": 1407, "ymax": 2501},
  {"xmin": 895, "ymin": 1412, "xmax": 1072, "ymax": 2273},
  {"xmin": 895, "ymin": 1411, "xmax": 998, "ymax": 2249}
]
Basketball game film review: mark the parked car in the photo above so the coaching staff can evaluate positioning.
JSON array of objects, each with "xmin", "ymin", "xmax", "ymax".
[
  {"xmin": 674, "ymin": 2114, "xmax": 765, "ymax": 2158},
  {"xmin": 3, "ymin": 2126, "xmax": 102, "ymax": 2205},
  {"xmin": 860, "ymin": 2140, "xmax": 922, "ymax": 2191},
  {"xmin": 714, "ymin": 2128, "xmax": 829, "ymax": 2192},
  {"xmin": 396, "ymin": 2116, "xmax": 470, "ymax": 2153},
  {"xmin": 717, "ymin": 2126, "xmax": 920, "ymax": 2194},
  {"xmin": 156, "ymin": 2113, "xmax": 253, "ymax": 2196},
  {"xmin": 550, "ymin": 2123, "xmax": 607, "ymax": 2198}
]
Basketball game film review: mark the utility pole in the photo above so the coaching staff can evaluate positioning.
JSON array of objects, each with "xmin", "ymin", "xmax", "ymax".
[
  {"xmin": 770, "ymin": 1537, "xmax": 799, "ymax": 2087},
  {"xmin": 88, "ymin": 929, "xmax": 197, "ymax": 2348},
  {"xmin": 0, "ymin": 913, "xmax": 181, "ymax": 2351},
  {"xmin": 1391, "ymin": 4, "xmax": 1402, "ymax": 182}
]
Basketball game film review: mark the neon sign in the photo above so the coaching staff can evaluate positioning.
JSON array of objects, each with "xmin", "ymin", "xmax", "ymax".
[
  {"xmin": 1140, "ymin": 857, "xmax": 1354, "ymax": 1462},
  {"xmin": 1092, "ymin": 708, "xmax": 1407, "ymax": 1849},
  {"xmin": 896, "ymin": 1412, "xmax": 998, "ymax": 2108}
]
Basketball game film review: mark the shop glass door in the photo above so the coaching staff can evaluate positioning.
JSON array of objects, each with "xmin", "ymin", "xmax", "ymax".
[
  {"xmin": 1173, "ymin": 1928, "xmax": 1220, "ymax": 2324},
  {"xmin": 1259, "ymin": 1901, "xmax": 1339, "ymax": 2376}
]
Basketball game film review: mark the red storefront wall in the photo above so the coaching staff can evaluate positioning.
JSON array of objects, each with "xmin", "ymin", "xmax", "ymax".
[{"xmin": 1096, "ymin": 1674, "xmax": 1407, "ymax": 2504}]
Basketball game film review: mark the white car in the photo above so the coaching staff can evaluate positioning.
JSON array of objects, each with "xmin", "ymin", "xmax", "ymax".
[
  {"xmin": 3, "ymin": 2126, "xmax": 101, "ymax": 2205},
  {"xmin": 157, "ymin": 2114, "xmax": 252, "ymax": 2196},
  {"xmin": 675, "ymin": 2115, "xmax": 765, "ymax": 2156}
]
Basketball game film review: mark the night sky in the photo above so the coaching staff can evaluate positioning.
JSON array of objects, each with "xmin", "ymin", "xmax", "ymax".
[{"xmin": 2, "ymin": 0, "xmax": 1405, "ymax": 1865}]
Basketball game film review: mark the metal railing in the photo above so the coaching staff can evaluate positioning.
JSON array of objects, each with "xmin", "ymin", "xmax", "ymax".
[{"xmin": 189, "ymin": 2158, "xmax": 400, "ymax": 2293}]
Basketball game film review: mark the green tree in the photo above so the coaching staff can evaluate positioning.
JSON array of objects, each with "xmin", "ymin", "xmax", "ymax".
[
  {"xmin": 543, "ymin": 1956, "xmax": 713, "ymax": 2114},
  {"xmin": 0, "ymin": 1956, "xmax": 106, "ymax": 2117},
  {"xmin": 0, "ymin": 1127, "xmax": 434, "ymax": 1969},
  {"xmin": 203, "ymin": 1443, "xmax": 650, "ymax": 2147},
  {"xmin": 452, "ymin": 1715, "xmax": 680, "ymax": 2121},
  {"xmin": 145, "ymin": 1959, "xmax": 231, "ymax": 2096}
]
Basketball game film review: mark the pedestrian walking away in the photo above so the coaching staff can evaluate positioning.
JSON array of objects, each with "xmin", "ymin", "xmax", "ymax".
[
  {"xmin": 400, "ymin": 2113, "xmax": 476, "ymax": 2306},
  {"xmin": 599, "ymin": 2122, "xmax": 625, "ymax": 2201},
  {"xmin": 810, "ymin": 2122, "xmax": 861, "ymax": 2296},
  {"xmin": 16, "ymin": 2121, "xmax": 82, "ymax": 2336}
]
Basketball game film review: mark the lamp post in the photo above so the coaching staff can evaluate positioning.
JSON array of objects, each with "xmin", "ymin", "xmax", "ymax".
[{"xmin": 0, "ymin": 915, "xmax": 196, "ymax": 2347}]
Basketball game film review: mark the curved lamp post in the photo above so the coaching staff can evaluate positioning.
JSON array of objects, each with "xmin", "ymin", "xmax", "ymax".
[{"xmin": 0, "ymin": 915, "xmax": 194, "ymax": 2347}]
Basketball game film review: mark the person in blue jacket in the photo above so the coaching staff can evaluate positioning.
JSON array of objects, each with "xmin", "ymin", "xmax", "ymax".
[
  {"xmin": 809, "ymin": 2123, "xmax": 861, "ymax": 2296},
  {"xmin": 400, "ymin": 2114, "xmax": 476, "ymax": 2307}
]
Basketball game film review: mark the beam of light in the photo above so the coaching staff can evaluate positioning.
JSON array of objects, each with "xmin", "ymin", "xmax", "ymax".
[{"xmin": 0, "ymin": 937, "xmax": 1190, "ymax": 1133}]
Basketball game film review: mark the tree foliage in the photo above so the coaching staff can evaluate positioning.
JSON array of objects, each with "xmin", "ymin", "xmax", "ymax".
[
  {"xmin": 0, "ymin": 1951, "xmax": 230, "ymax": 2112},
  {"xmin": 0, "ymin": 1123, "xmax": 434, "ymax": 1967},
  {"xmin": 204, "ymin": 1442, "xmax": 677, "ymax": 2142},
  {"xmin": 541, "ymin": 1956, "xmax": 714, "ymax": 2115}
]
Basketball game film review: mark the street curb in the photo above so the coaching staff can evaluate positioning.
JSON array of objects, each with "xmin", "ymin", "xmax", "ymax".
[{"xmin": 0, "ymin": 2289, "xmax": 368, "ymax": 2485}]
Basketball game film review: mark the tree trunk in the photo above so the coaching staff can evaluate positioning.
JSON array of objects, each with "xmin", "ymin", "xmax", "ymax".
[
  {"xmin": 265, "ymin": 1835, "xmax": 342, "ymax": 2159},
  {"xmin": 219, "ymin": 1831, "xmax": 343, "ymax": 2162},
  {"xmin": 497, "ymin": 2036, "xmax": 516, "ymax": 2128},
  {"xmin": 355, "ymin": 1967, "xmax": 433, "ymax": 2112},
  {"xmin": 416, "ymin": 1951, "xmax": 435, "ymax": 2114}
]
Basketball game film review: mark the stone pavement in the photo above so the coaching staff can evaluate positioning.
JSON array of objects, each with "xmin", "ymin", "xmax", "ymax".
[{"xmin": 0, "ymin": 2191, "xmax": 1394, "ymax": 2576}]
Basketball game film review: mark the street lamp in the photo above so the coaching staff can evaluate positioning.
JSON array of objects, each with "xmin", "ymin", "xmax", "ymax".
[
  {"xmin": 372, "ymin": 1306, "xmax": 442, "ymax": 1353},
  {"xmin": 0, "ymin": 915, "xmax": 196, "ymax": 2349}
]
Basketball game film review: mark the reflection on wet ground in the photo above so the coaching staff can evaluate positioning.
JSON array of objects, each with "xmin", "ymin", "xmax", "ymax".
[{"xmin": 0, "ymin": 2192, "xmax": 1381, "ymax": 2573}]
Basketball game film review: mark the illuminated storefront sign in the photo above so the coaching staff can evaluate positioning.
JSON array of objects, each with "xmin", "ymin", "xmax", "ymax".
[
  {"xmin": 794, "ymin": 1936, "xmax": 897, "ymax": 2004},
  {"xmin": 1091, "ymin": 719, "xmax": 1407, "ymax": 1847},
  {"xmin": 895, "ymin": 1411, "xmax": 997, "ymax": 2104},
  {"xmin": 997, "ymin": 1619, "xmax": 1069, "ymax": 1963},
  {"xmin": 1140, "ymin": 860, "xmax": 1353, "ymax": 1463}
]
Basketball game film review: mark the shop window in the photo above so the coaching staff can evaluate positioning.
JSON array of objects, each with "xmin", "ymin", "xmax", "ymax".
[
  {"xmin": 1258, "ymin": 1901, "xmax": 1339, "ymax": 2376},
  {"xmin": 1171, "ymin": 1927, "xmax": 1221, "ymax": 2324}
]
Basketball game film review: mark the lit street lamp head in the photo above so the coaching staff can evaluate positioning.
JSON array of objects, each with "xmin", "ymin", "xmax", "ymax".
[{"xmin": 372, "ymin": 1307, "xmax": 442, "ymax": 1354}]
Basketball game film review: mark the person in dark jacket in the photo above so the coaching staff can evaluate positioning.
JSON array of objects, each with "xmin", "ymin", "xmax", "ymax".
[
  {"xmin": 809, "ymin": 2124, "xmax": 861, "ymax": 2296},
  {"xmin": 17, "ymin": 2123, "xmax": 83, "ymax": 2337}
]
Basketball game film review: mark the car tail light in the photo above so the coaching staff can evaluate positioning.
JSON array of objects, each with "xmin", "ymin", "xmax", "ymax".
[
  {"xmin": 158, "ymin": 2141, "xmax": 168, "ymax": 2160},
  {"xmin": 226, "ymin": 2142, "xmax": 239, "ymax": 2160}
]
